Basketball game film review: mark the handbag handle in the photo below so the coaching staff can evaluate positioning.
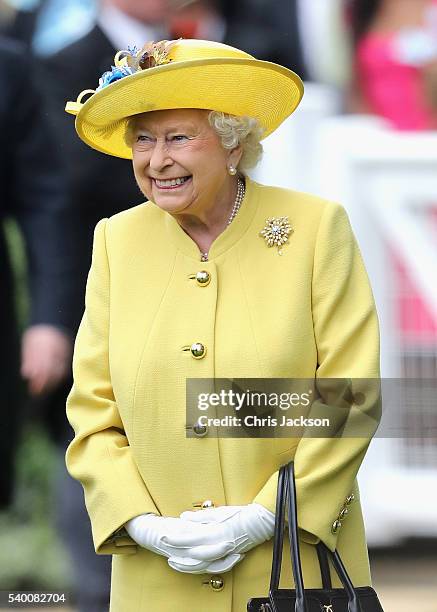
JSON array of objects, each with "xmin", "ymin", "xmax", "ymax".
[
  {"xmin": 269, "ymin": 467, "xmax": 331, "ymax": 592},
  {"xmin": 269, "ymin": 462, "xmax": 363, "ymax": 612}
]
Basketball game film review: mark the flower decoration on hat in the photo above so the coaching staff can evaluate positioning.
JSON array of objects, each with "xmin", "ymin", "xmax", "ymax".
[
  {"xmin": 66, "ymin": 40, "xmax": 177, "ymax": 113},
  {"xmin": 96, "ymin": 40, "xmax": 177, "ymax": 92},
  {"xmin": 96, "ymin": 65, "xmax": 135, "ymax": 91},
  {"xmin": 66, "ymin": 40, "xmax": 179, "ymax": 110},
  {"xmin": 259, "ymin": 216, "xmax": 293, "ymax": 255},
  {"xmin": 137, "ymin": 40, "xmax": 176, "ymax": 69}
]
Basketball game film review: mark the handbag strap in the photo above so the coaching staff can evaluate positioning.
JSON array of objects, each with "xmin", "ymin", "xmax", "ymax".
[
  {"xmin": 269, "ymin": 466, "xmax": 332, "ymax": 591},
  {"xmin": 316, "ymin": 542, "xmax": 332, "ymax": 589},
  {"xmin": 269, "ymin": 462, "xmax": 363, "ymax": 612},
  {"xmin": 269, "ymin": 464, "xmax": 287, "ymax": 591},
  {"xmin": 285, "ymin": 462, "xmax": 307, "ymax": 611}
]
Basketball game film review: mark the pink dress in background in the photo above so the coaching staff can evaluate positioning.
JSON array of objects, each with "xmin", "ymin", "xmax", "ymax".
[
  {"xmin": 355, "ymin": 16, "xmax": 437, "ymax": 343},
  {"xmin": 356, "ymin": 31, "xmax": 437, "ymax": 130}
]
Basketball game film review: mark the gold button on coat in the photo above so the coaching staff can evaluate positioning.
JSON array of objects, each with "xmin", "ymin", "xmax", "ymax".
[
  {"xmin": 192, "ymin": 422, "xmax": 208, "ymax": 437},
  {"xmin": 331, "ymin": 519, "xmax": 342, "ymax": 533},
  {"xmin": 203, "ymin": 576, "xmax": 224, "ymax": 591},
  {"xmin": 192, "ymin": 270, "xmax": 211, "ymax": 287},
  {"xmin": 346, "ymin": 493, "xmax": 355, "ymax": 505},
  {"xmin": 338, "ymin": 507, "xmax": 348, "ymax": 520},
  {"xmin": 190, "ymin": 342, "xmax": 206, "ymax": 359},
  {"xmin": 181, "ymin": 343, "xmax": 207, "ymax": 358}
]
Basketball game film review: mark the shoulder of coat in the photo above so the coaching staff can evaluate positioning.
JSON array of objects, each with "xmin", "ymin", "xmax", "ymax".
[
  {"xmin": 104, "ymin": 201, "xmax": 161, "ymax": 237},
  {"xmin": 251, "ymin": 180, "xmax": 342, "ymax": 220}
]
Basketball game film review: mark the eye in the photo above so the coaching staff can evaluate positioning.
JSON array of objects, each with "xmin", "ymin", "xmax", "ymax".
[
  {"xmin": 136, "ymin": 134, "xmax": 152, "ymax": 142},
  {"xmin": 171, "ymin": 134, "xmax": 188, "ymax": 142}
]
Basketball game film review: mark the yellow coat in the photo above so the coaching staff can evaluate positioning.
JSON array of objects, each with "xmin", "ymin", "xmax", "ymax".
[{"xmin": 66, "ymin": 177, "xmax": 380, "ymax": 612}]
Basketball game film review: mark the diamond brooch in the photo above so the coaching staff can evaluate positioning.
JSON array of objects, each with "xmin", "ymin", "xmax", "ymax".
[{"xmin": 259, "ymin": 216, "xmax": 293, "ymax": 255}]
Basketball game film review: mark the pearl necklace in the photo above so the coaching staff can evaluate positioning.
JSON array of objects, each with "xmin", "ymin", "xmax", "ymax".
[{"xmin": 200, "ymin": 177, "xmax": 245, "ymax": 262}]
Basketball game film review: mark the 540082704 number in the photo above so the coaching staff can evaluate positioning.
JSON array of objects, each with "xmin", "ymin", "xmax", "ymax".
[{"xmin": 2, "ymin": 592, "xmax": 68, "ymax": 607}]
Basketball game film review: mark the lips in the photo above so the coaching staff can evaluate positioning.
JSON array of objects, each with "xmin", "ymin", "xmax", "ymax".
[{"xmin": 153, "ymin": 176, "xmax": 191, "ymax": 189}]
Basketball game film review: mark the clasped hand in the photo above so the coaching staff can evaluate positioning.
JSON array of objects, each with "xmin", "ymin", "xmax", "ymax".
[{"xmin": 125, "ymin": 504, "xmax": 275, "ymax": 574}]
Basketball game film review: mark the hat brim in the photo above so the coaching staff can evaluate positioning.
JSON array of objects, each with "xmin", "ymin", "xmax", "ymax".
[{"xmin": 75, "ymin": 57, "xmax": 304, "ymax": 159}]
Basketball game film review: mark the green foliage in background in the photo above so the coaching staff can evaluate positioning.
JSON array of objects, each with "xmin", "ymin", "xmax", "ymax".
[{"xmin": 0, "ymin": 425, "xmax": 72, "ymax": 591}]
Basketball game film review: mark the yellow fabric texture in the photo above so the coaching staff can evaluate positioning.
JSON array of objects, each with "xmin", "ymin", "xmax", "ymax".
[{"xmin": 66, "ymin": 177, "xmax": 380, "ymax": 611}]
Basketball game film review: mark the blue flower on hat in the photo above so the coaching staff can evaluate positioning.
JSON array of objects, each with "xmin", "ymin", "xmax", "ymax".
[{"xmin": 96, "ymin": 65, "xmax": 134, "ymax": 91}]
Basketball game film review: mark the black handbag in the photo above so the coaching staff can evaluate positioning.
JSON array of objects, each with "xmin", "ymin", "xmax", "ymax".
[{"xmin": 247, "ymin": 462, "xmax": 384, "ymax": 612}]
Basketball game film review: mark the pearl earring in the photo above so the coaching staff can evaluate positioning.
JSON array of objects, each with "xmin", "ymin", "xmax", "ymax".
[{"xmin": 228, "ymin": 165, "xmax": 237, "ymax": 176}]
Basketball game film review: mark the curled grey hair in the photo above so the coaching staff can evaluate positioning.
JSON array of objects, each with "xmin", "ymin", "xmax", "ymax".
[
  {"xmin": 207, "ymin": 111, "xmax": 264, "ymax": 171},
  {"xmin": 124, "ymin": 111, "xmax": 264, "ymax": 171}
]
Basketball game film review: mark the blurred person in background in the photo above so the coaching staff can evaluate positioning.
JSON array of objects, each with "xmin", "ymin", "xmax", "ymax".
[
  {"xmin": 40, "ymin": 0, "xmax": 171, "ymax": 279},
  {"xmin": 0, "ymin": 34, "xmax": 75, "ymax": 507},
  {"xmin": 347, "ymin": 0, "xmax": 437, "ymax": 129},
  {"xmin": 168, "ymin": 0, "xmax": 225, "ymax": 41},
  {"xmin": 346, "ymin": 0, "xmax": 437, "ymax": 349},
  {"xmin": 222, "ymin": 0, "xmax": 308, "ymax": 78},
  {"xmin": 2, "ymin": 0, "xmax": 351, "ymax": 85},
  {"xmin": 0, "ymin": 0, "xmax": 97, "ymax": 56},
  {"xmin": 222, "ymin": 0, "xmax": 351, "ymax": 87}
]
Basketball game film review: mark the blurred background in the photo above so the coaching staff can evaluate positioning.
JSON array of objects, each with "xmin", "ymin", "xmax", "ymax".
[{"xmin": 0, "ymin": 0, "xmax": 436, "ymax": 610}]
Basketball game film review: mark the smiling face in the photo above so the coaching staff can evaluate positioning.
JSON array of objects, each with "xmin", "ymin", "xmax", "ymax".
[{"xmin": 130, "ymin": 108, "xmax": 241, "ymax": 220}]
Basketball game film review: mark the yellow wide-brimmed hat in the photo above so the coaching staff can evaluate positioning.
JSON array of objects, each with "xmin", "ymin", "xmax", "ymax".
[{"xmin": 66, "ymin": 38, "xmax": 304, "ymax": 159}]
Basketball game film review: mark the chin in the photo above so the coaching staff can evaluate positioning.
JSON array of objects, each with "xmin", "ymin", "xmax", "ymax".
[
  {"xmin": 169, "ymin": 203, "xmax": 193, "ymax": 214},
  {"xmin": 153, "ymin": 197, "xmax": 189, "ymax": 212},
  {"xmin": 153, "ymin": 190, "xmax": 195, "ymax": 212}
]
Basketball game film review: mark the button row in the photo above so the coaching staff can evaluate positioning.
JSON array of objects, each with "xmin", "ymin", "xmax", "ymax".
[
  {"xmin": 331, "ymin": 492, "xmax": 355, "ymax": 534},
  {"xmin": 183, "ymin": 271, "xmax": 210, "ymax": 359}
]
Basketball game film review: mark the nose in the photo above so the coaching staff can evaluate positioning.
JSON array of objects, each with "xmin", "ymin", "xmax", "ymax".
[{"xmin": 149, "ymin": 139, "xmax": 173, "ymax": 172}]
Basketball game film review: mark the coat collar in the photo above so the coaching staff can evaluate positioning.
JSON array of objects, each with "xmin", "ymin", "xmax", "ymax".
[{"xmin": 157, "ymin": 175, "xmax": 260, "ymax": 261}]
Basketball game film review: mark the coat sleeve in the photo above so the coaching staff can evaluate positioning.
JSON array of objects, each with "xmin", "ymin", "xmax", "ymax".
[
  {"xmin": 252, "ymin": 201, "xmax": 381, "ymax": 552},
  {"xmin": 66, "ymin": 218, "xmax": 160, "ymax": 555}
]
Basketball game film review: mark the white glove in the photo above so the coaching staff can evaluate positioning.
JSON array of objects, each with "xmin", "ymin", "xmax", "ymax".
[
  {"xmin": 165, "ymin": 503, "xmax": 275, "ymax": 573},
  {"xmin": 124, "ymin": 514, "xmax": 242, "ymax": 574},
  {"xmin": 167, "ymin": 552, "xmax": 244, "ymax": 574}
]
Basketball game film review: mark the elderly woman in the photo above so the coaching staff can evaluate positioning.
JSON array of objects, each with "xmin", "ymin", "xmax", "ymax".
[{"xmin": 65, "ymin": 39, "xmax": 380, "ymax": 611}]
